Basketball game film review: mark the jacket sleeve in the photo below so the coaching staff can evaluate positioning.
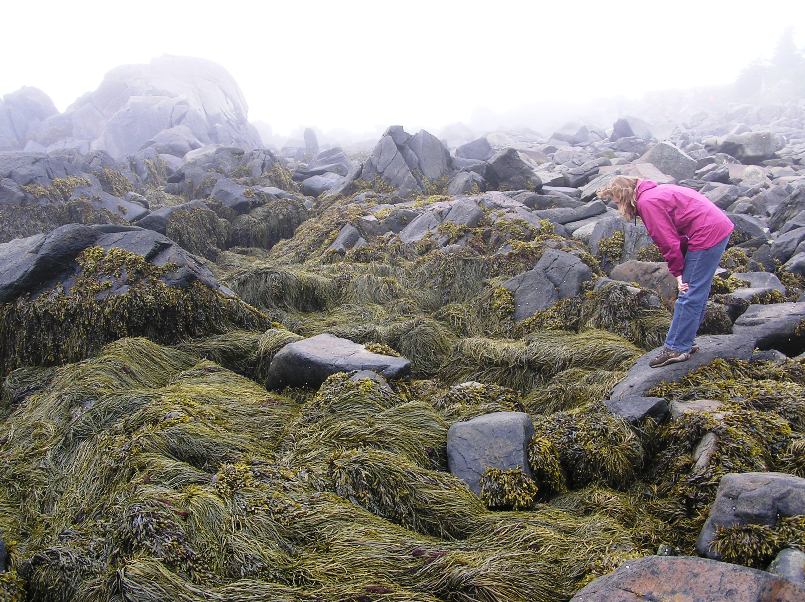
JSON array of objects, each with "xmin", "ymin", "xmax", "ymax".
[{"xmin": 640, "ymin": 199, "xmax": 685, "ymax": 277}]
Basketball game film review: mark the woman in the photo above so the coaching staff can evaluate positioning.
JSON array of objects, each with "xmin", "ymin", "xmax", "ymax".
[{"xmin": 597, "ymin": 176, "xmax": 734, "ymax": 368}]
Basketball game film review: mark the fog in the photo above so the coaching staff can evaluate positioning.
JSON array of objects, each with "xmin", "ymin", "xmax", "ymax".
[{"xmin": 2, "ymin": 0, "xmax": 804, "ymax": 143}]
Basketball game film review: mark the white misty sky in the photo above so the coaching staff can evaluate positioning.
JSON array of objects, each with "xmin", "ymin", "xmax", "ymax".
[{"xmin": 1, "ymin": 0, "xmax": 803, "ymax": 136}]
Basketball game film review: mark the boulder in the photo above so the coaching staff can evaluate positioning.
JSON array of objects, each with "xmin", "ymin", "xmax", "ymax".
[
  {"xmin": 588, "ymin": 216, "xmax": 654, "ymax": 262},
  {"xmin": 301, "ymin": 172, "xmax": 343, "ymax": 197},
  {"xmin": 210, "ymin": 177, "xmax": 255, "ymax": 214},
  {"xmin": 0, "ymin": 224, "xmax": 231, "ymax": 305},
  {"xmin": 133, "ymin": 199, "xmax": 208, "ymax": 235},
  {"xmin": 638, "ymin": 142, "xmax": 696, "ymax": 181},
  {"xmin": 328, "ymin": 224, "xmax": 365, "ymax": 254},
  {"xmin": 609, "ymin": 261, "xmax": 677, "ymax": 305},
  {"xmin": 610, "ymin": 116, "xmax": 652, "ymax": 141},
  {"xmin": 31, "ymin": 56, "xmax": 260, "ymax": 158},
  {"xmin": 703, "ymin": 184, "xmax": 740, "ymax": 210},
  {"xmin": 604, "ymin": 396, "xmax": 669, "ymax": 424},
  {"xmin": 0, "ymin": 87, "xmax": 59, "ymax": 150},
  {"xmin": 708, "ymin": 131, "xmax": 784, "ymax": 163},
  {"xmin": 303, "ymin": 128, "xmax": 319, "ymax": 159},
  {"xmin": 447, "ymin": 171, "xmax": 484, "ymax": 195},
  {"xmin": 503, "ymin": 249, "xmax": 594, "ymax": 321},
  {"xmin": 731, "ymin": 271, "xmax": 785, "ymax": 293},
  {"xmin": 455, "ymin": 137, "xmax": 493, "ymax": 161},
  {"xmin": 570, "ymin": 555, "xmax": 805, "ymax": 602},
  {"xmin": 697, "ymin": 472, "xmax": 805, "ymax": 560},
  {"xmin": 770, "ymin": 227, "xmax": 805, "ymax": 263},
  {"xmin": 732, "ymin": 302, "xmax": 805, "ymax": 355},
  {"xmin": 359, "ymin": 126, "xmax": 453, "ymax": 196},
  {"xmin": 399, "ymin": 210, "xmax": 442, "ymax": 243},
  {"xmin": 768, "ymin": 548, "xmax": 805, "ymax": 585},
  {"xmin": 532, "ymin": 200, "xmax": 607, "ymax": 226},
  {"xmin": 727, "ymin": 213, "xmax": 766, "ymax": 243},
  {"xmin": 609, "ymin": 335, "xmax": 756, "ymax": 401},
  {"xmin": 485, "ymin": 148, "xmax": 541, "ymax": 191},
  {"xmin": 446, "ymin": 411, "xmax": 534, "ymax": 495},
  {"xmin": 264, "ymin": 333, "xmax": 411, "ymax": 389}
]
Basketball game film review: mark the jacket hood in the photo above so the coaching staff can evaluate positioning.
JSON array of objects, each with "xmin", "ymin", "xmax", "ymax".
[{"xmin": 636, "ymin": 179, "xmax": 658, "ymax": 199}]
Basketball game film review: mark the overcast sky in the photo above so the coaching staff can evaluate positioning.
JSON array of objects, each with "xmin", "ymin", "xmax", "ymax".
[{"xmin": 2, "ymin": 1, "xmax": 803, "ymax": 136}]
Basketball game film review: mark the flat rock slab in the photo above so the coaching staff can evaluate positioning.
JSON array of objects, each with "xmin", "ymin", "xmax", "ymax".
[
  {"xmin": 609, "ymin": 335, "xmax": 755, "ymax": 402},
  {"xmin": 570, "ymin": 555, "xmax": 805, "ymax": 601},
  {"xmin": 265, "ymin": 333, "xmax": 411, "ymax": 389},
  {"xmin": 697, "ymin": 472, "xmax": 805, "ymax": 559},
  {"xmin": 447, "ymin": 411, "xmax": 534, "ymax": 495},
  {"xmin": 733, "ymin": 302, "xmax": 805, "ymax": 355}
]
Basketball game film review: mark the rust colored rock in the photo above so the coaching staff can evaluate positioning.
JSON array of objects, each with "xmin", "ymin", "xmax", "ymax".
[{"xmin": 571, "ymin": 556, "xmax": 805, "ymax": 601}]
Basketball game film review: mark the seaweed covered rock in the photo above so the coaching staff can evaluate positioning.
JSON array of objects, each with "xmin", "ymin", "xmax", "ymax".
[
  {"xmin": 265, "ymin": 333, "xmax": 411, "ymax": 389},
  {"xmin": 609, "ymin": 260, "xmax": 678, "ymax": 305},
  {"xmin": 571, "ymin": 555, "xmax": 805, "ymax": 601},
  {"xmin": 503, "ymin": 248, "xmax": 594, "ymax": 321},
  {"xmin": 696, "ymin": 472, "xmax": 805, "ymax": 563},
  {"xmin": 0, "ymin": 225, "xmax": 267, "ymax": 373},
  {"xmin": 604, "ymin": 396, "xmax": 669, "ymax": 424},
  {"xmin": 609, "ymin": 335, "xmax": 756, "ymax": 401},
  {"xmin": 447, "ymin": 411, "xmax": 534, "ymax": 495}
]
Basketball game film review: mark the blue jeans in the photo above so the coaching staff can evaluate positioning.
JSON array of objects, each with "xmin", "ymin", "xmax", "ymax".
[{"xmin": 665, "ymin": 234, "xmax": 731, "ymax": 353}]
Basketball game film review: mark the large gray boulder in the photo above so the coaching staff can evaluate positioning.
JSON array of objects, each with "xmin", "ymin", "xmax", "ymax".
[
  {"xmin": 732, "ymin": 302, "xmax": 805, "ymax": 354},
  {"xmin": 0, "ymin": 87, "xmax": 59, "ymax": 151},
  {"xmin": 31, "ymin": 56, "xmax": 260, "ymax": 157},
  {"xmin": 707, "ymin": 131, "xmax": 784, "ymax": 163},
  {"xmin": 610, "ymin": 116, "xmax": 652, "ymax": 141},
  {"xmin": 485, "ymin": 148, "xmax": 541, "ymax": 191},
  {"xmin": 588, "ymin": 216, "xmax": 654, "ymax": 261},
  {"xmin": 571, "ymin": 555, "xmax": 805, "ymax": 601},
  {"xmin": 770, "ymin": 227, "xmax": 805, "ymax": 263},
  {"xmin": 359, "ymin": 126, "xmax": 453, "ymax": 196},
  {"xmin": 638, "ymin": 142, "xmax": 696, "ymax": 181},
  {"xmin": 264, "ymin": 333, "xmax": 411, "ymax": 389},
  {"xmin": 697, "ymin": 472, "xmax": 805, "ymax": 560},
  {"xmin": 455, "ymin": 137, "xmax": 493, "ymax": 161},
  {"xmin": 503, "ymin": 249, "xmax": 594, "ymax": 321},
  {"xmin": 0, "ymin": 223, "xmax": 231, "ymax": 304},
  {"xmin": 447, "ymin": 411, "xmax": 534, "ymax": 495},
  {"xmin": 609, "ymin": 335, "xmax": 756, "ymax": 401}
]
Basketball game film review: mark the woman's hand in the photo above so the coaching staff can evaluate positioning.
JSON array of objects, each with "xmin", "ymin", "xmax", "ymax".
[{"xmin": 676, "ymin": 275, "xmax": 689, "ymax": 294}]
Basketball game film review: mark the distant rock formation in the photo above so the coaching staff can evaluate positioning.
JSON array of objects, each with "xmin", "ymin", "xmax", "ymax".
[{"xmin": 9, "ymin": 56, "xmax": 261, "ymax": 158}]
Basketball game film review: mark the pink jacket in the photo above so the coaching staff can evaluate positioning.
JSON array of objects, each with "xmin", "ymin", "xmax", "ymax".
[{"xmin": 635, "ymin": 180, "xmax": 734, "ymax": 277}]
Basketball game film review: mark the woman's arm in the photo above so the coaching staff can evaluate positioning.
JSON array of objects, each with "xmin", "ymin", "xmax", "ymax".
[{"xmin": 639, "ymin": 199, "xmax": 685, "ymax": 277}]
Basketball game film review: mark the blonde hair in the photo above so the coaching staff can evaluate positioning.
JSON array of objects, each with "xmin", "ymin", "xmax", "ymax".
[{"xmin": 597, "ymin": 176, "xmax": 639, "ymax": 220}]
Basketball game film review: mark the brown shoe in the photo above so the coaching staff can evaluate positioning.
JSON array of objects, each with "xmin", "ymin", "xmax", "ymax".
[
  {"xmin": 650, "ymin": 347, "xmax": 691, "ymax": 368},
  {"xmin": 691, "ymin": 345, "xmax": 699, "ymax": 354}
]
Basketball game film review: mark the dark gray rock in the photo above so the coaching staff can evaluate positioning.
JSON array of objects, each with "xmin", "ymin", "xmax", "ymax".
[
  {"xmin": 485, "ymin": 148, "xmax": 541, "ymax": 191},
  {"xmin": 727, "ymin": 213, "xmax": 766, "ymax": 243},
  {"xmin": 638, "ymin": 142, "xmax": 696, "ymax": 181},
  {"xmin": 768, "ymin": 548, "xmax": 805, "ymax": 585},
  {"xmin": 328, "ymin": 224, "xmax": 365, "ymax": 254},
  {"xmin": 703, "ymin": 184, "xmax": 740, "ymax": 210},
  {"xmin": 0, "ymin": 536, "xmax": 6, "ymax": 572},
  {"xmin": 379, "ymin": 207, "xmax": 419, "ymax": 233},
  {"xmin": 399, "ymin": 210, "xmax": 442, "ymax": 243},
  {"xmin": 609, "ymin": 260, "xmax": 678, "ymax": 305},
  {"xmin": 455, "ymin": 137, "xmax": 493, "ymax": 161},
  {"xmin": 610, "ymin": 116, "xmax": 652, "ymax": 141},
  {"xmin": 133, "ymin": 199, "xmax": 208, "ymax": 234},
  {"xmin": 0, "ymin": 224, "xmax": 230, "ymax": 304},
  {"xmin": 604, "ymin": 396, "xmax": 669, "ymax": 424},
  {"xmin": 443, "ymin": 198, "xmax": 483, "ymax": 227},
  {"xmin": 0, "ymin": 224, "xmax": 99, "ymax": 303},
  {"xmin": 769, "ymin": 185, "xmax": 805, "ymax": 233},
  {"xmin": 697, "ymin": 472, "xmax": 805, "ymax": 559},
  {"xmin": 0, "ymin": 177, "xmax": 24, "ymax": 205},
  {"xmin": 784, "ymin": 251, "xmax": 805, "ymax": 275},
  {"xmin": 609, "ymin": 335, "xmax": 756, "ymax": 401},
  {"xmin": 570, "ymin": 555, "xmax": 805, "ymax": 602},
  {"xmin": 210, "ymin": 177, "xmax": 255, "ymax": 214},
  {"xmin": 503, "ymin": 249, "xmax": 594, "ymax": 321},
  {"xmin": 731, "ymin": 272, "xmax": 785, "ymax": 293},
  {"xmin": 532, "ymin": 200, "xmax": 607, "ymax": 226},
  {"xmin": 447, "ymin": 411, "xmax": 534, "ymax": 495},
  {"xmin": 732, "ymin": 302, "xmax": 805, "ymax": 355},
  {"xmin": 447, "ymin": 171, "xmax": 484, "ymax": 195},
  {"xmin": 770, "ymin": 227, "xmax": 805, "ymax": 263},
  {"xmin": 264, "ymin": 333, "xmax": 411, "ymax": 389},
  {"xmin": 301, "ymin": 172, "xmax": 343, "ymax": 197},
  {"xmin": 708, "ymin": 131, "xmax": 784, "ymax": 163}
]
